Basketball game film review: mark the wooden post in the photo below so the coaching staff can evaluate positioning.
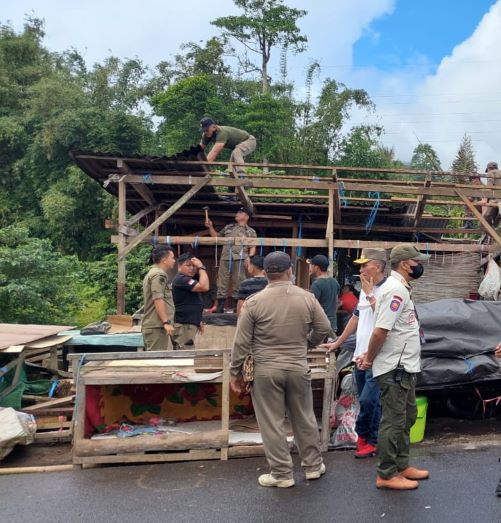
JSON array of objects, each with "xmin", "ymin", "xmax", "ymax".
[
  {"xmin": 117, "ymin": 178, "xmax": 127, "ymax": 314},
  {"xmin": 291, "ymin": 222, "xmax": 298, "ymax": 260},
  {"xmin": 220, "ymin": 351, "xmax": 230, "ymax": 460},
  {"xmin": 327, "ymin": 189, "xmax": 334, "ymax": 276}
]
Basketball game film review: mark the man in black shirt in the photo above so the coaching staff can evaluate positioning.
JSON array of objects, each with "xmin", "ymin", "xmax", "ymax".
[
  {"xmin": 236, "ymin": 255, "xmax": 268, "ymax": 315},
  {"xmin": 172, "ymin": 254, "xmax": 210, "ymax": 350}
]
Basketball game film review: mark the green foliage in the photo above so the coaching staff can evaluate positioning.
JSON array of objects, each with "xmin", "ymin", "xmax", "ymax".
[
  {"xmin": 411, "ymin": 143, "xmax": 442, "ymax": 171},
  {"xmin": 451, "ymin": 133, "xmax": 478, "ymax": 174}
]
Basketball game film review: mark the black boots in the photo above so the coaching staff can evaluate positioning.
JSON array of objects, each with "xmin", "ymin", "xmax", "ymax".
[{"xmin": 216, "ymin": 298, "xmax": 226, "ymax": 313}]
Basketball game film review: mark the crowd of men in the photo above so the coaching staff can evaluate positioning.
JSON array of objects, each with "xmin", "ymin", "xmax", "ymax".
[{"xmin": 140, "ymin": 119, "xmax": 501, "ymax": 493}]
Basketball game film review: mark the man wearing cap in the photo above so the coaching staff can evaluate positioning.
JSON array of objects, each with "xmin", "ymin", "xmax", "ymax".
[
  {"xmin": 231, "ymin": 251, "xmax": 331, "ymax": 488},
  {"xmin": 205, "ymin": 207, "xmax": 257, "ymax": 312},
  {"xmin": 480, "ymin": 161, "xmax": 501, "ymax": 226},
  {"xmin": 359, "ymin": 244, "xmax": 430, "ymax": 490},
  {"xmin": 308, "ymin": 254, "xmax": 340, "ymax": 338},
  {"xmin": 325, "ymin": 248, "xmax": 387, "ymax": 459},
  {"xmin": 199, "ymin": 118, "xmax": 256, "ymax": 176}
]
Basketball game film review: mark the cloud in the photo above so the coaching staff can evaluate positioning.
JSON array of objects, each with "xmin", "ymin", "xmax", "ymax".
[{"xmin": 362, "ymin": 1, "xmax": 501, "ymax": 169}]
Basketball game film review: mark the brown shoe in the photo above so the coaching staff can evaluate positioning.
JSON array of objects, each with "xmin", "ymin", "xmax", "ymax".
[
  {"xmin": 399, "ymin": 467, "xmax": 430, "ymax": 480},
  {"xmin": 376, "ymin": 475, "xmax": 419, "ymax": 490}
]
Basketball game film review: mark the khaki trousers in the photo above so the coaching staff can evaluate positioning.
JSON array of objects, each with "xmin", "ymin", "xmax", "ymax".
[
  {"xmin": 142, "ymin": 327, "xmax": 173, "ymax": 351},
  {"xmin": 376, "ymin": 370, "xmax": 417, "ymax": 480},
  {"xmin": 251, "ymin": 367, "xmax": 323, "ymax": 480},
  {"xmin": 217, "ymin": 259, "xmax": 247, "ymax": 299},
  {"xmin": 230, "ymin": 136, "xmax": 256, "ymax": 174},
  {"xmin": 172, "ymin": 323, "xmax": 198, "ymax": 350}
]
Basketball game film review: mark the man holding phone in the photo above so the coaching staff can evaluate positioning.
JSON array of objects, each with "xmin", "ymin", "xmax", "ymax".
[{"xmin": 359, "ymin": 244, "xmax": 430, "ymax": 491}]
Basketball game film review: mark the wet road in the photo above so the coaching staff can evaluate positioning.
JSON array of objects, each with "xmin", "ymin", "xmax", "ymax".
[{"xmin": 2, "ymin": 444, "xmax": 500, "ymax": 523}]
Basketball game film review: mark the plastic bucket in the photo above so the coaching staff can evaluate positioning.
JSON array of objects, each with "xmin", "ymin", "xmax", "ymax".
[{"xmin": 410, "ymin": 396, "xmax": 428, "ymax": 444}]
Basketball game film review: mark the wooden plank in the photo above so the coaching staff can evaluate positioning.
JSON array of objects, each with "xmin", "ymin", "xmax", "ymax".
[
  {"xmin": 118, "ymin": 159, "xmax": 156, "ymax": 205},
  {"xmin": 229, "ymin": 163, "xmax": 254, "ymax": 213},
  {"xmin": 34, "ymin": 429, "xmax": 72, "ymax": 442},
  {"xmin": 220, "ymin": 351, "xmax": 230, "ymax": 461},
  {"xmin": 23, "ymin": 395, "xmax": 75, "ymax": 412},
  {"xmin": 327, "ymin": 188, "xmax": 334, "ymax": 276},
  {"xmin": 74, "ymin": 430, "xmax": 227, "ymax": 457},
  {"xmin": 125, "ymin": 204, "xmax": 159, "ymax": 226},
  {"xmin": 456, "ymin": 190, "xmax": 501, "ymax": 247},
  {"xmin": 109, "ymin": 234, "xmax": 497, "ymax": 253},
  {"xmin": 414, "ymin": 174, "xmax": 432, "ymax": 227},
  {"xmin": 118, "ymin": 175, "xmax": 211, "ymax": 260},
  {"xmin": 74, "ymin": 449, "xmax": 221, "ymax": 465}
]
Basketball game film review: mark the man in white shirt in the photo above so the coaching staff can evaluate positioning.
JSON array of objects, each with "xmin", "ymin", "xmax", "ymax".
[
  {"xmin": 360, "ymin": 244, "xmax": 430, "ymax": 491},
  {"xmin": 326, "ymin": 248, "xmax": 387, "ymax": 458}
]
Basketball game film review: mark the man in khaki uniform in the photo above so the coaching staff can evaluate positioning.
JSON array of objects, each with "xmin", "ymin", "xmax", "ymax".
[
  {"xmin": 360, "ymin": 244, "xmax": 430, "ymax": 490},
  {"xmin": 199, "ymin": 117, "xmax": 256, "ymax": 176},
  {"xmin": 231, "ymin": 252, "xmax": 331, "ymax": 488},
  {"xmin": 481, "ymin": 161, "xmax": 501, "ymax": 226},
  {"xmin": 205, "ymin": 207, "xmax": 257, "ymax": 312},
  {"xmin": 141, "ymin": 245, "xmax": 176, "ymax": 351}
]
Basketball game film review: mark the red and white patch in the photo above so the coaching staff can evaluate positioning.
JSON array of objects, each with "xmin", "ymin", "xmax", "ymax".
[{"xmin": 390, "ymin": 295, "xmax": 403, "ymax": 312}]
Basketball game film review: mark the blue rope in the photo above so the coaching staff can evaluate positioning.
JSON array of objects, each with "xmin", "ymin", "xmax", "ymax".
[
  {"xmin": 282, "ymin": 239, "xmax": 287, "ymax": 252},
  {"xmin": 273, "ymin": 238, "xmax": 277, "ymax": 251},
  {"xmin": 259, "ymin": 237, "xmax": 264, "ymax": 256},
  {"xmin": 152, "ymin": 235, "xmax": 158, "ymax": 246},
  {"xmin": 297, "ymin": 215, "xmax": 303, "ymax": 257},
  {"xmin": 338, "ymin": 181, "xmax": 348, "ymax": 208},
  {"xmin": 365, "ymin": 191, "xmax": 381, "ymax": 234},
  {"xmin": 238, "ymin": 245, "xmax": 245, "ymax": 275},
  {"xmin": 464, "ymin": 356, "xmax": 475, "ymax": 375},
  {"xmin": 48, "ymin": 379, "xmax": 59, "ymax": 398},
  {"xmin": 143, "ymin": 174, "xmax": 153, "ymax": 184},
  {"xmin": 191, "ymin": 235, "xmax": 200, "ymax": 249},
  {"xmin": 166, "ymin": 235, "xmax": 171, "ymax": 246}
]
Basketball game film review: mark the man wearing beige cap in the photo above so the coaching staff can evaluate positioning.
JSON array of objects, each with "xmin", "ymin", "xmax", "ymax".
[
  {"xmin": 326, "ymin": 248, "xmax": 387, "ymax": 458},
  {"xmin": 359, "ymin": 244, "xmax": 430, "ymax": 490}
]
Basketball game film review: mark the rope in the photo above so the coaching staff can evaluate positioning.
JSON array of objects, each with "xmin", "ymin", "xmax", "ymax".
[
  {"xmin": 259, "ymin": 237, "xmax": 264, "ymax": 256},
  {"xmin": 338, "ymin": 181, "xmax": 348, "ymax": 208},
  {"xmin": 165, "ymin": 235, "xmax": 171, "ymax": 246},
  {"xmin": 152, "ymin": 235, "xmax": 158, "ymax": 246},
  {"xmin": 365, "ymin": 191, "xmax": 380, "ymax": 234},
  {"xmin": 191, "ymin": 235, "xmax": 200, "ymax": 250},
  {"xmin": 297, "ymin": 215, "xmax": 303, "ymax": 257},
  {"xmin": 238, "ymin": 244, "xmax": 245, "ymax": 275},
  {"xmin": 143, "ymin": 174, "xmax": 153, "ymax": 184},
  {"xmin": 282, "ymin": 239, "xmax": 287, "ymax": 252}
]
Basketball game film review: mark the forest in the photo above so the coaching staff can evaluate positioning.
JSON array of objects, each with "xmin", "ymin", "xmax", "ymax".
[{"xmin": 0, "ymin": 1, "xmax": 480, "ymax": 324}]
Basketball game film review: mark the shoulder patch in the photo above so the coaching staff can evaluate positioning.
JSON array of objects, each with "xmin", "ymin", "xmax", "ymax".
[
  {"xmin": 159, "ymin": 276, "xmax": 167, "ymax": 285},
  {"xmin": 390, "ymin": 295, "xmax": 403, "ymax": 312},
  {"xmin": 188, "ymin": 279, "xmax": 196, "ymax": 285}
]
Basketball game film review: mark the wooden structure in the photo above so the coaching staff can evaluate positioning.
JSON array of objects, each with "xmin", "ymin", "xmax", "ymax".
[
  {"xmin": 71, "ymin": 150, "xmax": 501, "ymax": 312},
  {"xmin": 70, "ymin": 349, "xmax": 336, "ymax": 466}
]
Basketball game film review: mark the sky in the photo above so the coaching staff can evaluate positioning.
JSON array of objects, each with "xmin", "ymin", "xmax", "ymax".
[{"xmin": 2, "ymin": 0, "xmax": 500, "ymax": 169}]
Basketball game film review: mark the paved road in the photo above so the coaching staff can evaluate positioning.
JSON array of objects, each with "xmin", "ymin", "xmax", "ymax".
[{"xmin": 2, "ymin": 444, "xmax": 500, "ymax": 523}]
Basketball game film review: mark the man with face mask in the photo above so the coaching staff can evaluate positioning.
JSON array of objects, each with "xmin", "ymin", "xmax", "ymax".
[{"xmin": 359, "ymin": 244, "xmax": 430, "ymax": 490}]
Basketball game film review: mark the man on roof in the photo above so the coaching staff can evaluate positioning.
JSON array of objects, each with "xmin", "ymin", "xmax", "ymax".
[{"xmin": 199, "ymin": 118, "xmax": 256, "ymax": 176}]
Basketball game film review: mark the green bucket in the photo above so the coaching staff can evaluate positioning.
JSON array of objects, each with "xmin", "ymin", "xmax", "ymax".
[{"xmin": 410, "ymin": 396, "xmax": 428, "ymax": 444}]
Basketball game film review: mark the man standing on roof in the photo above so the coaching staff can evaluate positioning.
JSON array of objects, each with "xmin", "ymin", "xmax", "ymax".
[
  {"xmin": 199, "ymin": 118, "xmax": 256, "ymax": 176},
  {"xmin": 205, "ymin": 207, "xmax": 257, "ymax": 313},
  {"xmin": 480, "ymin": 161, "xmax": 501, "ymax": 226},
  {"xmin": 308, "ymin": 254, "xmax": 340, "ymax": 340},
  {"xmin": 359, "ymin": 244, "xmax": 430, "ymax": 491},
  {"xmin": 325, "ymin": 248, "xmax": 387, "ymax": 459}
]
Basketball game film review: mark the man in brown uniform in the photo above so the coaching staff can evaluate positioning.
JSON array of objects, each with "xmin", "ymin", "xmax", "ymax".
[
  {"xmin": 231, "ymin": 252, "xmax": 331, "ymax": 488},
  {"xmin": 205, "ymin": 207, "xmax": 257, "ymax": 312},
  {"xmin": 481, "ymin": 161, "xmax": 501, "ymax": 226},
  {"xmin": 141, "ymin": 245, "xmax": 176, "ymax": 351}
]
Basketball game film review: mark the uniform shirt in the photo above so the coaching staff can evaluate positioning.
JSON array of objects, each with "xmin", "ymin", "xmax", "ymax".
[
  {"xmin": 352, "ymin": 277, "xmax": 386, "ymax": 361},
  {"xmin": 230, "ymin": 281, "xmax": 331, "ymax": 376},
  {"xmin": 237, "ymin": 276, "xmax": 268, "ymax": 301},
  {"xmin": 372, "ymin": 270, "xmax": 421, "ymax": 378},
  {"xmin": 310, "ymin": 276, "xmax": 340, "ymax": 330},
  {"xmin": 201, "ymin": 126, "xmax": 250, "ymax": 150},
  {"xmin": 142, "ymin": 267, "xmax": 174, "ymax": 329},
  {"xmin": 219, "ymin": 223, "xmax": 257, "ymax": 260},
  {"xmin": 172, "ymin": 273, "xmax": 203, "ymax": 326},
  {"xmin": 487, "ymin": 168, "xmax": 501, "ymax": 188}
]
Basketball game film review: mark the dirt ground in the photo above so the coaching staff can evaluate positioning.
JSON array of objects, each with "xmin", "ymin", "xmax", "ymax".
[{"xmin": 1, "ymin": 416, "xmax": 499, "ymax": 470}]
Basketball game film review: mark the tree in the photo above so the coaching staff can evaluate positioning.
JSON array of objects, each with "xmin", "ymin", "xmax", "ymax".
[
  {"xmin": 212, "ymin": 0, "xmax": 307, "ymax": 93},
  {"xmin": 337, "ymin": 125, "xmax": 393, "ymax": 170},
  {"xmin": 411, "ymin": 143, "xmax": 441, "ymax": 171},
  {"xmin": 451, "ymin": 134, "xmax": 478, "ymax": 175}
]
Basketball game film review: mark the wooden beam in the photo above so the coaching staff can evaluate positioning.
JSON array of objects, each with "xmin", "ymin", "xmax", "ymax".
[
  {"xmin": 331, "ymin": 169, "xmax": 342, "ymax": 223},
  {"xmin": 455, "ymin": 190, "xmax": 501, "ymax": 247},
  {"xmin": 228, "ymin": 163, "xmax": 254, "ymax": 213},
  {"xmin": 111, "ymin": 235, "xmax": 498, "ymax": 252},
  {"xmin": 125, "ymin": 204, "xmax": 159, "ymax": 226},
  {"xmin": 414, "ymin": 174, "xmax": 432, "ymax": 227},
  {"xmin": 118, "ymin": 159, "xmax": 156, "ymax": 205},
  {"xmin": 117, "ymin": 178, "xmax": 127, "ymax": 314},
  {"xmin": 118, "ymin": 175, "xmax": 211, "ymax": 259},
  {"xmin": 327, "ymin": 188, "xmax": 334, "ymax": 276}
]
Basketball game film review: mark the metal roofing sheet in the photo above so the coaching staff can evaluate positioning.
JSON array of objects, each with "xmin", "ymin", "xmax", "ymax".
[{"xmin": 0, "ymin": 324, "xmax": 74, "ymax": 351}]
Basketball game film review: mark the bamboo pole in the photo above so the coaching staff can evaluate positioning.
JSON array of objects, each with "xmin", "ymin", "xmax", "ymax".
[{"xmin": 0, "ymin": 465, "xmax": 76, "ymax": 475}]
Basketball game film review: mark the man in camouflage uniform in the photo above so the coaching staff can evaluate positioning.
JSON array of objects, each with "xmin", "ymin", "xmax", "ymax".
[
  {"xmin": 481, "ymin": 161, "xmax": 501, "ymax": 226},
  {"xmin": 141, "ymin": 245, "xmax": 176, "ymax": 351},
  {"xmin": 205, "ymin": 207, "xmax": 257, "ymax": 312}
]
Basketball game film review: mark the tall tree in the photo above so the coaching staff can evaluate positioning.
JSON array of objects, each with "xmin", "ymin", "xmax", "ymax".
[
  {"xmin": 451, "ymin": 134, "xmax": 478, "ymax": 175},
  {"xmin": 411, "ymin": 143, "xmax": 441, "ymax": 171},
  {"xmin": 212, "ymin": 0, "xmax": 307, "ymax": 93}
]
